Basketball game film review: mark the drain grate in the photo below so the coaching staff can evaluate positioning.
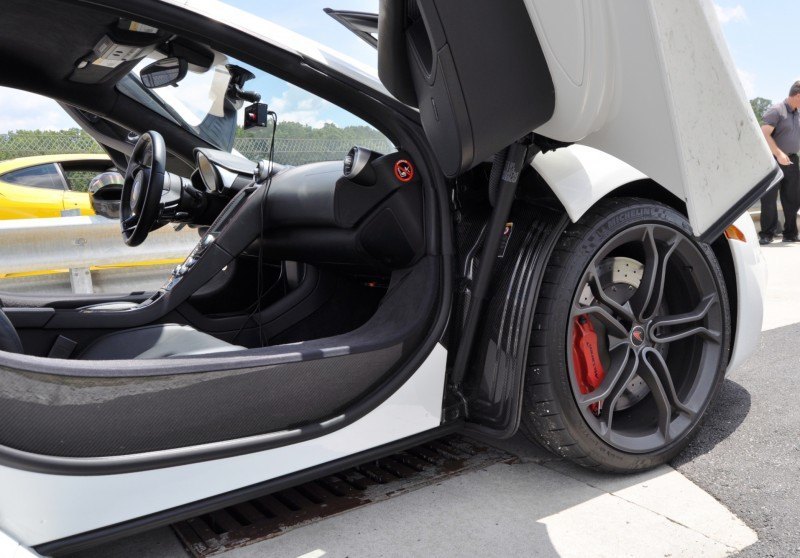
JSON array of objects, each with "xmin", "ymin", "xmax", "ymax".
[{"xmin": 172, "ymin": 435, "xmax": 515, "ymax": 557}]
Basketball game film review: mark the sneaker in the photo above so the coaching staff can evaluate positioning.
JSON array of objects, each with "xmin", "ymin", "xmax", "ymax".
[
  {"xmin": 782, "ymin": 235, "xmax": 799, "ymax": 243},
  {"xmin": 759, "ymin": 234, "xmax": 773, "ymax": 245}
]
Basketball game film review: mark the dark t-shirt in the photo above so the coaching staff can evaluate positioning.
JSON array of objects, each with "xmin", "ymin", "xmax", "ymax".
[{"xmin": 763, "ymin": 101, "xmax": 800, "ymax": 154}]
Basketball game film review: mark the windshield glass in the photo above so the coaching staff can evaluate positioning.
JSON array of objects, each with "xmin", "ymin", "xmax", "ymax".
[
  {"xmin": 117, "ymin": 51, "xmax": 393, "ymax": 162},
  {"xmin": 117, "ymin": 54, "xmax": 239, "ymax": 151}
]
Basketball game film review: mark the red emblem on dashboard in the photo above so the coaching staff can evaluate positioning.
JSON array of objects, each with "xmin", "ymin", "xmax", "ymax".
[{"xmin": 394, "ymin": 159, "xmax": 414, "ymax": 182}]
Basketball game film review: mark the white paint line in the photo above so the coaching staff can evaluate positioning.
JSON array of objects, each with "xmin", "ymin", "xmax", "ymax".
[
  {"xmin": 611, "ymin": 467, "xmax": 757, "ymax": 550},
  {"xmin": 542, "ymin": 461, "xmax": 756, "ymax": 553},
  {"xmin": 539, "ymin": 492, "xmax": 738, "ymax": 558}
]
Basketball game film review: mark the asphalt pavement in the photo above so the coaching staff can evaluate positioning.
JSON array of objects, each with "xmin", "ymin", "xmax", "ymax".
[
  {"xmin": 673, "ymin": 240, "xmax": 800, "ymax": 558},
  {"xmin": 71, "ymin": 240, "xmax": 800, "ymax": 558}
]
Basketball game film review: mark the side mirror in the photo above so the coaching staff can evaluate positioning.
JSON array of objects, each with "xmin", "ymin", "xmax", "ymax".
[
  {"xmin": 89, "ymin": 172, "xmax": 124, "ymax": 219},
  {"xmin": 140, "ymin": 57, "xmax": 188, "ymax": 88}
]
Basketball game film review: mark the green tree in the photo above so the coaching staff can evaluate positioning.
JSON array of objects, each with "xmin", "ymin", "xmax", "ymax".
[
  {"xmin": 0, "ymin": 128, "xmax": 102, "ymax": 161},
  {"xmin": 0, "ymin": 123, "xmax": 393, "ymax": 166},
  {"xmin": 750, "ymin": 97, "xmax": 772, "ymax": 125}
]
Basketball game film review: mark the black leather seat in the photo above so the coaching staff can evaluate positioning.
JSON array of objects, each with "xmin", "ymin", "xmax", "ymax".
[
  {"xmin": 0, "ymin": 309, "xmax": 244, "ymax": 359},
  {"xmin": 0, "ymin": 309, "xmax": 23, "ymax": 355}
]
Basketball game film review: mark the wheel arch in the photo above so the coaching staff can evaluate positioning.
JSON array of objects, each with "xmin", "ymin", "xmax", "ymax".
[
  {"xmin": 709, "ymin": 235, "xmax": 738, "ymax": 362},
  {"xmin": 534, "ymin": 147, "xmax": 737, "ymax": 358},
  {"xmin": 533, "ymin": 145, "xmax": 688, "ymax": 224}
]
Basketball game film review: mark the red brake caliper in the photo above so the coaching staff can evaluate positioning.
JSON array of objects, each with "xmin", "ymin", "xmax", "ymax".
[{"xmin": 572, "ymin": 316, "xmax": 606, "ymax": 415}]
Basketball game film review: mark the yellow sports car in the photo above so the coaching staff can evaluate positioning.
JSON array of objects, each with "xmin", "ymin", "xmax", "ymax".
[{"xmin": 0, "ymin": 153, "xmax": 114, "ymax": 219}]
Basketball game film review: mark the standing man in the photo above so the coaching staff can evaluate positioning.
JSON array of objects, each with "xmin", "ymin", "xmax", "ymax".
[{"xmin": 759, "ymin": 81, "xmax": 800, "ymax": 244}]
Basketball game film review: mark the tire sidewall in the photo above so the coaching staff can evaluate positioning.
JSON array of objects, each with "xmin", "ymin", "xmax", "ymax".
[{"xmin": 536, "ymin": 200, "xmax": 731, "ymax": 472}]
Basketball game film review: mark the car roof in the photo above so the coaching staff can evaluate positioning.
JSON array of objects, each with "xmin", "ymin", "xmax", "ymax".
[
  {"xmin": 171, "ymin": 0, "xmax": 390, "ymax": 97},
  {"xmin": 0, "ymin": 154, "xmax": 112, "ymax": 174}
]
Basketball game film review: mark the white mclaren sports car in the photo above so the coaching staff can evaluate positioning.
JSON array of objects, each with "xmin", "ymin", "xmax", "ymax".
[{"xmin": 0, "ymin": 0, "xmax": 773, "ymax": 555}]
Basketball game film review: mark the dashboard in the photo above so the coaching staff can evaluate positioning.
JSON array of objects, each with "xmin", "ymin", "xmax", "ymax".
[
  {"xmin": 80, "ymin": 144, "xmax": 425, "ymax": 327},
  {"xmin": 184, "ymin": 145, "xmax": 425, "ymax": 267}
]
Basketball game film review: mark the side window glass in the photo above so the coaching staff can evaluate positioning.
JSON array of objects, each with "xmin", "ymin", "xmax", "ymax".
[
  {"xmin": 64, "ymin": 170, "xmax": 95, "ymax": 192},
  {"xmin": 0, "ymin": 85, "xmax": 190, "ymax": 297},
  {"xmin": 1, "ymin": 164, "xmax": 64, "ymax": 190},
  {"xmin": 63, "ymin": 165, "xmax": 113, "ymax": 192}
]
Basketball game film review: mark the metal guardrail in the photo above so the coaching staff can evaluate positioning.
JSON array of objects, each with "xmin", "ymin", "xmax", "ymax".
[{"xmin": 0, "ymin": 216, "xmax": 199, "ymax": 294}]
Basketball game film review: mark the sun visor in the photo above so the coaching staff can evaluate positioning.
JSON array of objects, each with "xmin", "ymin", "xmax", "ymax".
[
  {"xmin": 378, "ymin": 0, "xmax": 555, "ymax": 178},
  {"xmin": 69, "ymin": 19, "xmax": 167, "ymax": 85}
]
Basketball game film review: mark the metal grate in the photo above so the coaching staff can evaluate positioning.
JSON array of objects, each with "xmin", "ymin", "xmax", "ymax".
[{"xmin": 172, "ymin": 436, "xmax": 515, "ymax": 557}]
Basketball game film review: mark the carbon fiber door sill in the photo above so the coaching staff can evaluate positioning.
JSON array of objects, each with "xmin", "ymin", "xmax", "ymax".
[{"xmin": 172, "ymin": 436, "xmax": 515, "ymax": 557}]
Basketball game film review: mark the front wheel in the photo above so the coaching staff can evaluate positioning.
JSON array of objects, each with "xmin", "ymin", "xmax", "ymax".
[{"xmin": 520, "ymin": 198, "xmax": 730, "ymax": 472}]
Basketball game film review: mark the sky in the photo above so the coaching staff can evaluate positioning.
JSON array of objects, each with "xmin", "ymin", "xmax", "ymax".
[
  {"xmin": 0, "ymin": 1, "xmax": 792, "ymax": 134},
  {"xmin": 712, "ymin": 1, "xmax": 800, "ymax": 104}
]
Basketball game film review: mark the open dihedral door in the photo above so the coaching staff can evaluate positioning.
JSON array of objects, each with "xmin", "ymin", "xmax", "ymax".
[{"xmin": 377, "ymin": 0, "xmax": 778, "ymax": 240}]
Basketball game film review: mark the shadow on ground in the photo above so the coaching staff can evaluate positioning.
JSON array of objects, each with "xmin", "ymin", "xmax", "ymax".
[{"xmin": 674, "ymin": 324, "xmax": 800, "ymax": 557}]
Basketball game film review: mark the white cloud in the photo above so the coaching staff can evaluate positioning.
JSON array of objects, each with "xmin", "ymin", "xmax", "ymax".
[
  {"xmin": 737, "ymin": 68, "xmax": 756, "ymax": 98},
  {"xmin": 714, "ymin": 3, "xmax": 747, "ymax": 24},
  {"xmin": 268, "ymin": 87, "xmax": 334, "ymax": 128},
  {"xmin": 0, "ymin": 87, "xmax": 78, "ymax": 133}
]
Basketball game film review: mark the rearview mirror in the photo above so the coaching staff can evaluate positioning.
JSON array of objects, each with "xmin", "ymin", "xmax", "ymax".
[{"xmin": 140, "ymin": 57, "xmax": 188, "ymax": 88}]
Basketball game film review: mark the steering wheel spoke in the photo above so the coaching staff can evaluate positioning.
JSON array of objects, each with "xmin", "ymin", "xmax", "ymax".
[{"xmin": 120, "ymin": 131, "xmax": 167, "ymax": 247}]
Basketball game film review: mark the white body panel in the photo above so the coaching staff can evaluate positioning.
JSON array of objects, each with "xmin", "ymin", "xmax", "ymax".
[
  {"xmin": 532, "ymin": 145, "xmax": 648, "ymax": 223},
  {"xmin": 525, "ymin": 0, "xmax": 777, "ymax": 236},
  {"xmin": 0, "ymin": 530, "xmax": 40, "ymax": 558},
  {"xmin": 164, "ymin": 0, "xmax": 388, "ymax": 94},
  {"xmin": 725, "ymin": 213, "xmax": 767, "ymax": 375},
  {"xmin": 0, "ymin": 345, "xmax": 447, "ymax": 546}
]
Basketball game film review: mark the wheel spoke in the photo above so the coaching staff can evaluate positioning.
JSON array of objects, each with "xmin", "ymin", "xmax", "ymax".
[
  {"xmin": 637, "ymin": 354, "xmax": 673, "ymax": 442},
  {"xmin": 608, "ymin": 334, "xmax": 629, "ymax": 352},
  {"xmin": 600, "ymin": 351, "xmax": 640, "ymax": 437},
  {"xmin": 629, "ymin": 227, "xmax": 681, "ymax": 321},
  {"xmin": 578, "ymin": 346, "xmax": 633, "ymax": 407},
  {"xmin": 121, "ymin": 215, "xmax": 137, "ymax": 234},
  {"xmin": 586, "ymin": 264, "xmax": 636, "ymax": 323},
  {"xmin": 572, "ymin": 303, "xmax": 628, "ymax": 338},
  {"xmin": 643, "ymin": 348, "xmax": 696, "ymax": 418},
  {"xmin": 126, "ymin": 162, "xmax": 142, "ymax": 178},
  {"xmin": 651, "ymin": 293, "xmax": 721, "ymax": 344}
]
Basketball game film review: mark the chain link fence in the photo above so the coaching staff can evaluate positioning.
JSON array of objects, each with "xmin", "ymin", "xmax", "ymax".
[
  {"xmin": 236, "ymin": 137, "xmax": 394, "ymax": 166},
  {"xmin": 0, "ymin": 133, "xmax": 394, "ymax": 167},
  {"xmin": 0, "ymin": 132, "xmax": 105, "ymax": 160}
]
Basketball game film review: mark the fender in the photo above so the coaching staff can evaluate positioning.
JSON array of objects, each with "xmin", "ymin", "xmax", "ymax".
[{"xmin": 532, "ymin": 144, "xmax": 652, "ymax": 224}]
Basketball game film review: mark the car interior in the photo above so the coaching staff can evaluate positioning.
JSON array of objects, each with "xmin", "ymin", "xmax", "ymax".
[{"xmin": 0, "ymin": 0, "xmax": 446, "ymax": 458}]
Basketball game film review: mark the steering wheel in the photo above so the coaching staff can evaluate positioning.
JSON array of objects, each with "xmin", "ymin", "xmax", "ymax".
[{"xmin": 120, "ymin": 131, "xmax": 167, "ymax": 247}]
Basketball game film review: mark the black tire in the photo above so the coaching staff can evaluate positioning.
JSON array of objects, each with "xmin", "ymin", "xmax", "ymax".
[{"xmin": 520, "ymin": 198, "xmax": 730, "ymax": 472}]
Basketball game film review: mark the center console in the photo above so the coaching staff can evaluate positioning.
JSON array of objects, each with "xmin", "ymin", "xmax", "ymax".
[{"xmin": 72, "ymin": 187, "xmax": 260, "ymax": 327}]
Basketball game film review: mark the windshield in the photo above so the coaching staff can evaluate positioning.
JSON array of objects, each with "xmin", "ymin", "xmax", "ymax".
[
  {"xmin": 118, "ymin": 54, "xmax": 239, "ymax": 151},
  {"xmin": 117, "ymin": 50, "xmax": 393, "ymax": 163}
]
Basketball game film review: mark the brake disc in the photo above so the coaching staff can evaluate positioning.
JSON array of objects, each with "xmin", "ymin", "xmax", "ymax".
[{"xmin": 578, "ymin": 257, "xmax": 651, "ymax": 411}]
